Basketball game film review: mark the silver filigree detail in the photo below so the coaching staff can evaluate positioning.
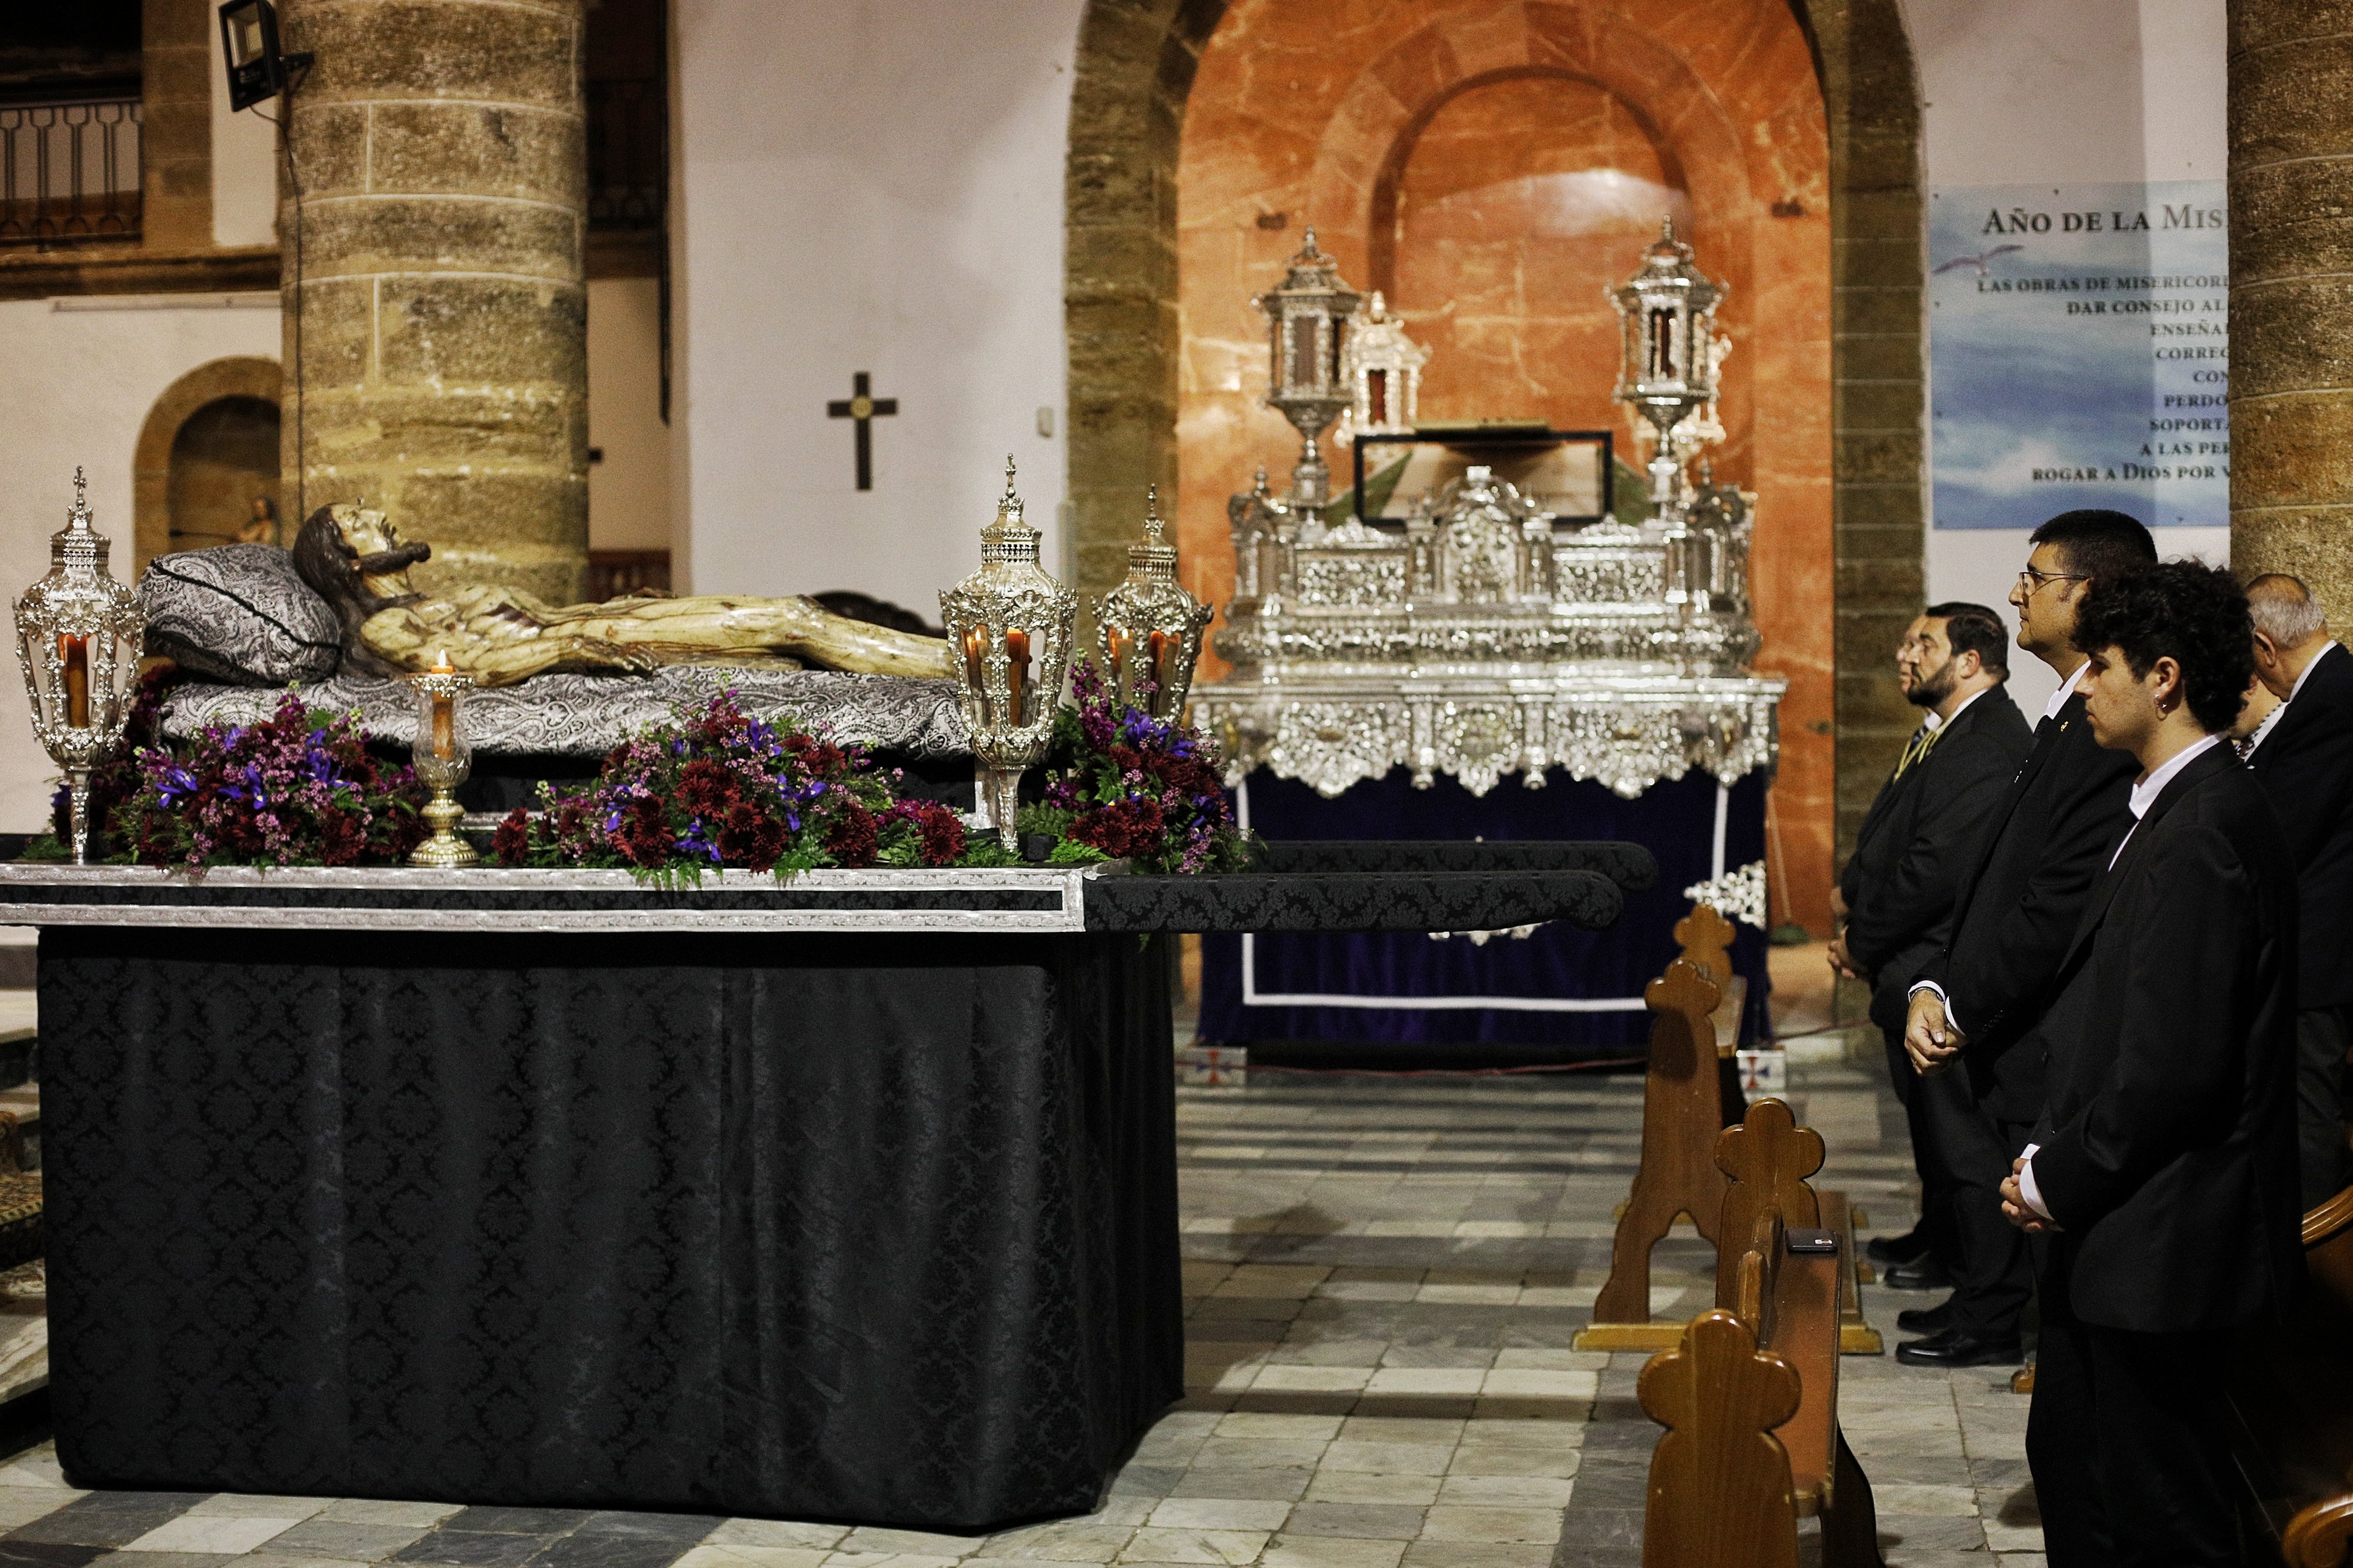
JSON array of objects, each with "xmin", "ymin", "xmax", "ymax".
[
  {"xmin": 1684, "ymin": 859, "xmax": 1768, "ymax": 929},
  {"xmin": 1262, "ymin": 700, "xmax": 1410, "ymax": 799}
]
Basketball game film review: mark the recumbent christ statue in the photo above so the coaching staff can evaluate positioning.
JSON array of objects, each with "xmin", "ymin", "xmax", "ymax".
[{"xmin": 292, "ymin": 502, "xmax": 953, "ymax": 686}]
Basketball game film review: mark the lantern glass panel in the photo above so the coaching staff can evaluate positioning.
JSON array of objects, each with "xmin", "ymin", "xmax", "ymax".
[{"xmin": 410, "ymin": 679, "xmax": 474, "ymax": 789}]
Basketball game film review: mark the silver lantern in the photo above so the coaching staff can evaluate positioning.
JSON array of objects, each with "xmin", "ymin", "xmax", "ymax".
[
  {"xmin": 12, "ymin": 469, "xmax": 145, "ymax": 865},
  {"xmin": 1611, "ymin": 218, "xmax": 1724, "ymax": 523},
  {"xmin": 939, "ymin": 458, "xmax": 1077, "ymax": 849},
  {"xmin": 1257, "ymin": 228, "xmax": 1362, "ymax": 508},
  {"xmin": 1094, "ymin": 487, "xmax": 1213, "ymax": 722}
]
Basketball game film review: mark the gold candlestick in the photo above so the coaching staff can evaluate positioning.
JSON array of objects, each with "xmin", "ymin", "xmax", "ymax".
[{"xmin": 408, "ymin": 656, "xmax": 477, "ymax": 868}]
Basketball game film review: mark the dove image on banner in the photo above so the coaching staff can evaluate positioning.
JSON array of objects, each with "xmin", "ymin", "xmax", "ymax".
[{"xmin": 1928, "ymin": 181, "xmax": 2227, "ymax": 531}]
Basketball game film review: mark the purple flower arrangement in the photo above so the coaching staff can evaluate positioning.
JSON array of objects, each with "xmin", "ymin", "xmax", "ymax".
[
  {"xmin": 490, "ymin": 692, "xmax": 965, "ymax": 878},
  {"xmin": 112, "ymin": 694, "xmax": 429, "ymax": 869},
  {"xmin": 1037, "ymin": 659, "xmax": 1252, "ymax": 874}
]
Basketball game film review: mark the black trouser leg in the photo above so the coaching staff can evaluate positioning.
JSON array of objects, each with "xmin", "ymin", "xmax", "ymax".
[
  {"xmin": 2025, "ymin": 1306, "xmax": 2107, "ymax": 1566},
  {"xmin": 1884, "ymin": 1024, "xmax": 1955, "ymax": 1262},
  {"xmin": 2295, "ymin": 1006, "xmax": 2352, "ymax": 1210},
  {"xmin": 1917, "ymin": 1069, "xmax": 2029, "ymax": 1337},
  {"xmin": 2027, "ymin": 1285, "xmax": 2239, "ymax": 1567}
]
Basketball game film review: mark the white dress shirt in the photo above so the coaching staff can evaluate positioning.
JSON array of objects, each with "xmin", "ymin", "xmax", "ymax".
[{"xmin": 2015, "ymin": 730, "xmax": 2225, "ymax": 1220}]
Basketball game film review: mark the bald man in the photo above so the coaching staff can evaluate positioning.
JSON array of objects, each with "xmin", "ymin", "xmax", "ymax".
[{"xmin": 2247, "ymin": 572, "xmax": 2353, "ymax": 1207}]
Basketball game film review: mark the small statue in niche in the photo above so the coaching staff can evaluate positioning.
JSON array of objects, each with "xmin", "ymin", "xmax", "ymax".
[
  {"xmin": 292, "ymin": 503, "xmax": 952, "ymax": 686},
  {"xmin": 236, "ymin": 497, "xmax": 281, "ymax": 547}
]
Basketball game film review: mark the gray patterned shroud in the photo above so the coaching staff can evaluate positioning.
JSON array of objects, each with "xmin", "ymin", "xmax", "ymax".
[{"xmin": 158, "ymin": 666, "xmax": 973, "ymax": 759}]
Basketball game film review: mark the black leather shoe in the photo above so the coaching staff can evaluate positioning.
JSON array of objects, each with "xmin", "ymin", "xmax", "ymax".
[
  {"xmin": 1895, "ymin": 1298, "xmax": 1955, "ymax": 1334},
  {"xmin": 1866, "ymin": 1227, "xmax": 1933, "ymax": 1266},
  {"xmin": 1895, "ymin": 1328, "xmax": 2024, "ymax": 1368},
  {"xmin": 1882, "ymin": 1257, "xmax": 1953, "ymax": 1291}
]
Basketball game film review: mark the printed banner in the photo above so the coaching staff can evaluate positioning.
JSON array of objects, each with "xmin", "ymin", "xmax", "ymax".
[{"xmin": 1928, "ymin": 181, "xmax": 2227, "ymax": 529}]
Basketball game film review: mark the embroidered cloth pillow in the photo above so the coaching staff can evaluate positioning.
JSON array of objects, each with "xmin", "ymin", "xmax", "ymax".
[{"xmin": 137, "ymin": 545, "xmax": 342, "ymax": 687}]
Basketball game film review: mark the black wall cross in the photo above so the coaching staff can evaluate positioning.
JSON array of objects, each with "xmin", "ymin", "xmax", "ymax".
[{"xmin": 826, "ymin": 372, "xmax": 898, "ymax": 491}]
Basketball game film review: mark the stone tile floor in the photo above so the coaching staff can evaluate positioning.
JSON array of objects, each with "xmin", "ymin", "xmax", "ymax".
[{"xmin": 0, "ymin": 945, "xmax": 2039, "ymax": 1568}]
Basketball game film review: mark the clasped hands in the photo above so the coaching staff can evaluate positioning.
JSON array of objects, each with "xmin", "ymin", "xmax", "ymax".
[
  {"xmin": 1999, "ymin": 1156, "xmax": 2061, "ymax": 1235},
  {"xmin": 1904, "ymin": 987, "xmax": 1965, "ymax": 1076}
]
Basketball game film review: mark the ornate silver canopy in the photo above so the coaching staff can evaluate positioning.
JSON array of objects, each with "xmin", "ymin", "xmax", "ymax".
[{"xmin": 1194, "ymin": 227, "xmax": 1781, "ymax": 802}]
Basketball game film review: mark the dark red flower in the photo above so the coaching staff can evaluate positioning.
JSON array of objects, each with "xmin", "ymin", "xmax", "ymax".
[
  {"xmin": 319, "ymin": 810, "xmax": 365, "ymax": 868},
  {"xmin": 823, "ymin": 800, "xmax": 879, "ymax": 868},
  {"xmin": 616, "ymin": 796, "xmax": 675, "ymax": 867},
  {"xmin": 1071, "ymin": 796, "xmax": 1164, "ymax": 859},
  {"xmin": 678, "ymin": 758, "xmax": 736, "ymax": 818},
  {"xmin": 716, "ymin": 800, "xmax": 788, "ymax": 870},
  {"xmin": 915, "ymin": 803, "xmax": 964, "ymax": 866},
  {"xmin": 492, "ymin": 808, "xmax": 532, "ymax": 866}
]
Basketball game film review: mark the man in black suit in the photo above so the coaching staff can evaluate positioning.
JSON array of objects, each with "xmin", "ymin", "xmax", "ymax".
[
  {"xmin": 1831, "ymin": 605, "xmax": 2031, "ymax": 1289},
  {"xmin": 1899, "ymin": 511, "xmax": 2151, "ymax": 1367},
  {"xmin": 2000, "ymin": 562, "xmax": 2298, "ymax": 1567},
  {"xmin": 2244, "ymin": 573, "xmax": 2353, "ymax": 1207}
]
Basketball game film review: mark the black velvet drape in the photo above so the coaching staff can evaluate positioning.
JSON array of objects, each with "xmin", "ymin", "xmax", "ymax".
[{"xmin": 38, "ymin": 926, "xmax": 1181, "ymax": 1530}]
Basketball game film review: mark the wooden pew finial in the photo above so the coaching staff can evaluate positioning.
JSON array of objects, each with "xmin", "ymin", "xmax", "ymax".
[
  {"xmin": 1637, "ymin": 1310, "xmax": 1803, "ymax": 1568},
  {"xmin": 1715, "ymin": 1099, "xmax": 1825, "ymax": 1309},
  {"xmin": 1675, "ymin": 901, "xmax": 1738, "ymax": 983}
]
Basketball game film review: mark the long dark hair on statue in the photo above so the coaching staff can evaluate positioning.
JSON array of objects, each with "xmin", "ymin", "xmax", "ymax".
[{"xmin": 291, "ymin": 504, "xmax": 431, "ymax": 677}]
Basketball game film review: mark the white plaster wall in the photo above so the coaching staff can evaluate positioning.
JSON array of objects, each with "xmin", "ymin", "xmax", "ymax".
[
  {"xmin": 670, "ymin": 0, "xmax": 1081, "ymax": 616},
  {"xmin": 587, "ymin": 277, "xmax": 671, "ymax": 551},
  {"xmin": 0, "ymin": 296, "xmax": 279, "ymax": 831},
  {"xmin": 1900, "ymin": 0, "xmax": 2228, "ymax": 717},
  {"xmin": 210, "ymin": 30, "xmax": 280, "ymax": 248}
]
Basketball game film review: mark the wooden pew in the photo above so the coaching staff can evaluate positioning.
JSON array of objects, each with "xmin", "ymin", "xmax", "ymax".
[
  {"xmin": 1637, "ymin": 1098, "xmax": 1886, "ymax": 1568},
  {"xmin": 1577, "ymin": 904, "xmax": 1747, "ymax": 1352},
  {"xmin": 2225, "ymin": 1181, "xmax": 2353, "ymax": 1564}
]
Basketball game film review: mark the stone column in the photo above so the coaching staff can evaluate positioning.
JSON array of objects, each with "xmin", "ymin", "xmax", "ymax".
[
  {"xmin": 278, "ymin": 0, "xmax": 588, "ymax": 603},
  {"xmin": 2230, "ymin": 2, "xmax": 2353, "ymax": 610},
  {"xmin": 141, "ymin": 0, "xmax": 216, "ymax": 249}
]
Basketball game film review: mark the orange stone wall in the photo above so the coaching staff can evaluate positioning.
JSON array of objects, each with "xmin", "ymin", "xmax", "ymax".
[{"xmin": 1175, "ymin": 0, "xmax": 1836, "ymax": 933}]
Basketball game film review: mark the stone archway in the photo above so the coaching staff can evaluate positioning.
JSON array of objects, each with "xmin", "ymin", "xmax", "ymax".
[
  {"xmin": 133, "ymin": 356, "xmax": 285, "ymax": 574},
  {"xmin": 1065, "ymin": 0, "xmax": 1925, "ymax": 929}
]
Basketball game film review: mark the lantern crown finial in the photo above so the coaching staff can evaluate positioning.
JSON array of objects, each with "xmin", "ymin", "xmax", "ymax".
[
  {"xmin": 1143, "ymin": 486, "xmax": 1165, "ymax": 545},
  {"xmin": 69, "ymin": 467, "xmax": 89, "ymax": 527},
  {"xmin": 977, "ymin": 452, "xmax": 1042, "ymax": 566}
]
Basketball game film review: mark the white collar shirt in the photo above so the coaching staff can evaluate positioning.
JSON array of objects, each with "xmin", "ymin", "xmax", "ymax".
[
  {"xmin": 2291, "ymin": 639, "xmax": 2341, "ymax": 703},
  {"xmin": 1922, "ymin": 686, "xmax": 1988, "ymax": 735},
  {"xmin": 2244, "ymin": 642, "xmax": 2339, "ymax": 758},
  {"xmin": 2108, "ymin": 734, "xmax": 2224, "ymax": 869},
  {"xmin": 2043, "ymin": 676, "xmax": 2079, "ymax": 726}
]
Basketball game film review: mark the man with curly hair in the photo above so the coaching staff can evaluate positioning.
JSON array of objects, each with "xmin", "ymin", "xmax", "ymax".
[{"xmin": 1999, "ymin": 561, "xmax": 2299, "ymax": 1567}]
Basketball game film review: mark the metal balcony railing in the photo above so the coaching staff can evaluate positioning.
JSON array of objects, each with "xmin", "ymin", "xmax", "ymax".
[{"xmin": 0, "ymin": 97, "xmax": 142, "ymax": 245}]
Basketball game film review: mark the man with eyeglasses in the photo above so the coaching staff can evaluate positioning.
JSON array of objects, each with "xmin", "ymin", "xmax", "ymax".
[{"xmin": 1894, "ymin": 509, "xmax": 2152, "ymax": 1367}]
